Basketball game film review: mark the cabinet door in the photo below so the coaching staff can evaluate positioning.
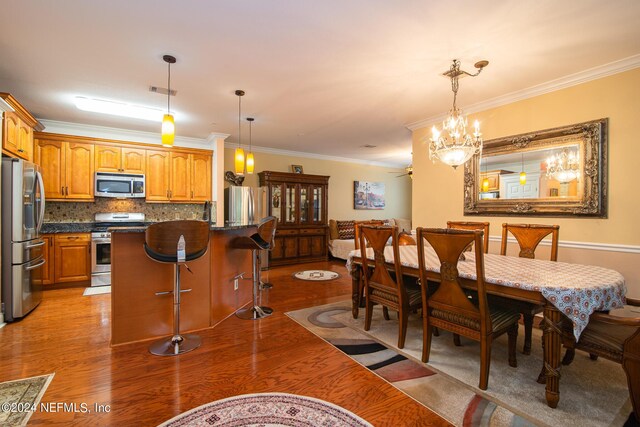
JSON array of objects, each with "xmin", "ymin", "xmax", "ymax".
[
  {"xmin": 310, "ymin": 185, "xmax": 325, "ymax": 224},
  {"xmin": 2, "ymin": 111, "xmax": 21, "ymax": 156},
  {"xmin": 283, "ymin": 184, "xmax": 298, "ymax": 225},
  {"xmin": 311, "ymin": 235, "xmax": 326, "ymax": 257},
  {"xmin": 271, "ymin": 237, "xmax": 285, "ymax": 260},
  {"xmin": 298, "ymin": 236, "xmax": 311, "ymax": 257},
  {"xmin": 65, "ymin": 142, "xmax": 94, "ymax": 200},
  {"xmin": 146, "ymin": 150, "xmax": 170, "ymax": 201},
  {"xmin": 299, "ymin": 185, "xmax": 309, "ymax": 224},
  {"xmin": 121, "ymin": 147, "xmax": 146, "ymax": 174},
  {"xmin": 269, "ymin": 183, "xmax": 283, "ymax": 224},
  {"xmin": 283, "ymin": 237, "xmax": 298, "ymax": 258},
  {"xmin": 95, "ymin": 145, "xmax": 122, "ymax": 172},
  {"xmin": 169, "ymin": 151, "xmax": 190, "ymax": 201},
  {"xmin": 190, "ymin": 153, "xmax": 211, "ymax": 201},
  {"xmin": 18, "ymin": 121, "xmax": 33, "ymax": 161},
  {"xmin": 54, "ymin": 234, "xmax": 90, "ymax": 283},
  {"xmin": 41, "ymin": 235, "xmax": 55, "ymax": 285},
  {"xmin": 35, "ymin": 139, "xmax": 65, "ymax": 199}
]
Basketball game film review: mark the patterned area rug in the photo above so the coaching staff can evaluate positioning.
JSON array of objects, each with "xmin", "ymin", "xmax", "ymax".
[
  {"xmin": 293, "ymin": 270, "xmax": 340, "ymax": 281},
  {"xmin": 0, "ymin": 374, "xmax": 54, "ymax": 427},
  {"xmin": 287, "ymin": 302, "xmax": 633, "ymax": 427},
  {"xmin": 157, "ymin": 392, "xmax": 372, "ymax": 426}
]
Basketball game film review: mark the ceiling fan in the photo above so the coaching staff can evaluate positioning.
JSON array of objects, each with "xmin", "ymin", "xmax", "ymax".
[{"xmin": 389, "ymin": 165, "xmax": 413, "ymax": 178}]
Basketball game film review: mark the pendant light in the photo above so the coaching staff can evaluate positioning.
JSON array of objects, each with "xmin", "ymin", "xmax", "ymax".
[
  {"xmin": 481, "ymin": 157, "xmax": 490, "ymax": 192},
  {"xmin": 234, "ymin": 90, "xmax": 245, "ymax": 175},
  {"xmin": 520, "ymin": 153, "xmax": 527, "ymax": 185},
  {"xmin": 246, "ymin": 117, "xmax": 255, "ymax": 174},
  {"xmin": 161, "ymin": 55, "xmax": 176, "ymax": 147}
]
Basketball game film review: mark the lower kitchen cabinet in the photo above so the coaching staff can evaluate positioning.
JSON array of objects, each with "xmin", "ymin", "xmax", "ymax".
[{"xmin": 41, "ymin": 233, "xmax": 91, "ymax": 285}]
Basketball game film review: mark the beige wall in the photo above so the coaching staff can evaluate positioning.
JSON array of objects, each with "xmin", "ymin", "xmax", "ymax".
[
  {"xmin": 412, "ymin": 68, "xmax": 640, "ymax": 296},
  {"xmin": 224, "ymin": 148, "xmax": 412, "ymax": 222}
]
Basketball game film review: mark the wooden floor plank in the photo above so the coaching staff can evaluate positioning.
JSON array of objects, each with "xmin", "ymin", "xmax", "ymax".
[{"xmin": 0, "ymin": 260, "xmax": 450, "ymax": 426}]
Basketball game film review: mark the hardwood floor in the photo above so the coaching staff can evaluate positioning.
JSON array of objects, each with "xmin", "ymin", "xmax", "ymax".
[{"xmin": 0, "ymin": 260, "xmax": 450, "ymax": 426}]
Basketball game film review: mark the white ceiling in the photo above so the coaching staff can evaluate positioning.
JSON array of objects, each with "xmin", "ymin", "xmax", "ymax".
[{"xmin": 1, "ymin": 0, "xmax": 640, "ymax": 166}]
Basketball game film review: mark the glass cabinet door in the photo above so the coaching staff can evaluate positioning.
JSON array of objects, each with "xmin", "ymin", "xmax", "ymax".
[
  {"xmin": 300, "ymin": 186, "xmax": 308, "ymax": 223},
  {"xmin": 270, "ymin": 184, "xmax": 282, "ymax": 223},
  {"xmin": 312, "ymin": 185, "xmax": 323, "ymax": 223},
  {"xmin": 284, "ymin": 184, "xmax": 297, "ymax": 224}
]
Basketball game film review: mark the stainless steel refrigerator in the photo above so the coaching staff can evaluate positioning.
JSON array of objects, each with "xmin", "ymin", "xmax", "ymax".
[
  {"xmin": 224, "ymin": 185, "xmax": 266, "ymax": 225},
  {"xmin": 1, "ymin": 157, "xmax": 46, "ymax": 322}
]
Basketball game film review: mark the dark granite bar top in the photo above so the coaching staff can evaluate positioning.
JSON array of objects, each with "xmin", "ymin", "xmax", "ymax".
[{"xmin": 41, "ymin": 222, "xmax": 258, "ymax": 234}]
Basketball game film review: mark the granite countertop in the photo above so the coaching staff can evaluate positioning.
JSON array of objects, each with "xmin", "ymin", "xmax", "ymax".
[{"xmin": 41, "ymin": 221, "xmax": 258, "ymax": 234}]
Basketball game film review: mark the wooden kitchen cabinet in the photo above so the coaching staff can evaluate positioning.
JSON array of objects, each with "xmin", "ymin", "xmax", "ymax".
[
  {"xmin": 1, "ymin": 93, "xmax": 43, "ymax": 161},
  {"xmin": 54, "ymin": 233, "xmax": 91, "ymax": 283},
  {"xmin": 34, "ymin": 137, "xmax": 94, "ymax": 201},
  {"xmin": 40, "ymin": 235, "xmax": 55, "ymax": 285},
  {"xmin": 169, "ymin": 151, "xmax": 191, "ymax": 201},
  {"xmin": 259, "ymin": 171, "xmax": 329, "ymax": 266},
  {"xmin": 146, "ymin": 150, "xmax": 211, "ymax": 202},
  {"xmin": 191, "ymin": 153, "xmax": 212, "ymax": 201},
  {"xmin": 479, "ymin": 169, "xmax": 513, "ymax": 192},
  {"xmin": 146, "ymin": 150, "xmax": 171, "ymax": 201},
  {"xmin": 95, "ymin": 144, "xmax": 145, "ymax": 174}
]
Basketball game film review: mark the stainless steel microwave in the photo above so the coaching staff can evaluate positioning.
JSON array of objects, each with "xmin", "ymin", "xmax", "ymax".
[{"xmin": 94, "ymin": 172, "xmax": 145, "ymax": 198}]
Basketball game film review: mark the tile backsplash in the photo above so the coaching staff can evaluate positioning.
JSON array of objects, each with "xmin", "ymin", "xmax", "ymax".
[{"xmin": 45, "ymin": 199, "xmax": 217, "ymax": 223}]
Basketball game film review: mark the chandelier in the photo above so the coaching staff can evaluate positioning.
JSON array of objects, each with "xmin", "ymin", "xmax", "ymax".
[
  {"xmin": 546, "ymin": 148, "xmax": 579, "ymax": 183},
  {"xmin": 429, "ymin": 59, "xmax": 488, "ymax": 169}
]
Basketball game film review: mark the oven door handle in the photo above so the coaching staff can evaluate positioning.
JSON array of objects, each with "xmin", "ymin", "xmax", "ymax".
[
  {"xmin": 92, "ymin": 239, "xmax": 111, "ymax": 244},
  {"xmin": 25, "ymin": 258, "xmax": 46, "ymax": 271}
]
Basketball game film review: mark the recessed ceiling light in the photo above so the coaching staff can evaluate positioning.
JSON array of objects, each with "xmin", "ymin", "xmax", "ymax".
[
  {"xmin": 362, "ymin": 144, "xmax": 377, "ymax": 148},
  {"xmin": 74, "ymin": 96, "xmax": 164, "ymax": 122}
]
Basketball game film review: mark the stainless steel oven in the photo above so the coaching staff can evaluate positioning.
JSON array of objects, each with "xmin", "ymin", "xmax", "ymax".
[{"xmin": 90, "ymin": 212, "xmax": 145, "ymax": 287}]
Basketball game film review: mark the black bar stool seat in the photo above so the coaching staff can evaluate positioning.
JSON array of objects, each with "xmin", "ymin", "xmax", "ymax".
[
  {"xmin": 231, "ymin": 216, "xmax": 277, "ymax": 320},
  {"xmin": 144, "ymin": 220, "xmax": 210, "ymax": 356}
]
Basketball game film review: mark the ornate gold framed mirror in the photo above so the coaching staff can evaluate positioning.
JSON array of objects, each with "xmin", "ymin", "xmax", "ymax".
[{"xmin": 463, "ymin": 118, "xmax": 607, "ymax": 217}]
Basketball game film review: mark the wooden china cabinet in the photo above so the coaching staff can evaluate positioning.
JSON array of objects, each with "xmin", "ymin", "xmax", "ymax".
[{"xmin": 259, "ymin": 171, "xmax": 329, "ymax": 266}]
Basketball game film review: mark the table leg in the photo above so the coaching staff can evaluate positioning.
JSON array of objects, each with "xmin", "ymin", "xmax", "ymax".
[
  {"xmin": 542, "ymin": 304, "xmax": 562, "ymax": 408},
  {"xmin": 351, "ymin": 266, "xmax": 361, "ymax": 319}
]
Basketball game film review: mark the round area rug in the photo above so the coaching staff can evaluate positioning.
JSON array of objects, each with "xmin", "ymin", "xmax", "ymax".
[
  {"xmin": 157, "ymin": 392, "xmax": 372, "ymax": 426},
  {"xmin": 293, "ymin": 270, "xmax": 340, "ymax": 281}
]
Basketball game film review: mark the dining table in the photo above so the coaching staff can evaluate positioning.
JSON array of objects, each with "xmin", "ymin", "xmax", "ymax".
[{"xmin": 346, "ymin": 244, "xmax": 627, "ymax": 409}]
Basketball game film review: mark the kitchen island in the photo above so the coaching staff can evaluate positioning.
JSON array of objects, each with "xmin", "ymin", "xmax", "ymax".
[{"xmin": 110, "ymin": 224, "xmax": 257, "ymax": 345}]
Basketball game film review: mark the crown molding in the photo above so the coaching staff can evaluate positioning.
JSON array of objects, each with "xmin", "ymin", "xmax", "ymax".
[
  {"xmin": 406, "ymin": 54, "xmax": 640, "ymax": 131},
  {"xmin": 37, "ymin": 119, "xmax": 227, "ymax": 150},
  {"xmin": 223, "ymin": 141, "xmax": 404, "ymax": 168},
  {"xmin": 0, "ymin": 97, "xmax": 14, "ymax": 113}
]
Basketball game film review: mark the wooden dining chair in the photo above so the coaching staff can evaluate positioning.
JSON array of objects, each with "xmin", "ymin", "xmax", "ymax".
[
  {"xmin": 447, "ymin": 221, "xmax": 490, "ymax": 253},
  {"xmin": 360, "ymin": 225, "xmax": 422, "ymax": 349},
  {"xmin": 398, "ymin": 231, "xmax": 416, "ymax": 246},
  {"xmin": 354, "ymin": 220, "xmax": 387, "ymax": 309},
  {"xmin": 416, "ymin": 227, "xmax": 519, "ymax": 390},
  {"xmin": 560, "ymin": 298, "xmax": 640, "ymax": 424},
  {"xmin": 500, "ymin": 223, "xmax": 560, "ymax": 355}
]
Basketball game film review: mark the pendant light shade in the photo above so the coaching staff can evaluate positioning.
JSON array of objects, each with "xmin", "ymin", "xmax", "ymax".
[
  {"xmin": 234, "ymin": 90, "xmax": 245, "ymax": 175},
  {"xmin": 520, "ymin": 153, "xmax": 527, "ymax": 185},
  {"xmin": 161, "ymin": 55, "xmax": 176, "ymax": 147},
  {"xmin": 246, "ymin": 117, "xmax": 255, "ymax": 174}
]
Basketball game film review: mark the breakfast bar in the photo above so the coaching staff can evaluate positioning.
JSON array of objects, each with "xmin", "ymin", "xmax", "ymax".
[{"xmin": 110, "ymin": 224, "xmax": 257, "ymax": 345}]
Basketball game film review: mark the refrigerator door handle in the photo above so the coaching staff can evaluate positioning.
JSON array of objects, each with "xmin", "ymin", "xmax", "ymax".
[
  {"xmin": 25, "ymin": 258, "xmax": 46, "ymax": 271},
  {"xmin": 35, "ymin": 171, "xmax": 46, "ymax": 233}
]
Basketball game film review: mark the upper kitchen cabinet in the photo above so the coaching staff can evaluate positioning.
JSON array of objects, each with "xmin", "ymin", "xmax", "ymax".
[
  {"xmin": 95, "ymin": 144, "xmax": 145, "ymax": 174},
  {"xmin": 1, "ymin": 93, "xmax": 44, "ymax": 161},
  {"xmin": 34, "ymin": 136, "xmax": 94, "ymax": 201},
  {"xmin": 146, "ymin": 150, "xmax": 211, "ymax": 202}
]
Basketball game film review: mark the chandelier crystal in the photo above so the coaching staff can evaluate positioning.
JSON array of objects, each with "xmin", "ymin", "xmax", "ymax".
[
  {"xmin": 546, "ymin": 149, "xmax": 579, "ymax": 183},
  {"xmin": 429, "ymin": 59, "xmax": 488, "ymax": 169}
]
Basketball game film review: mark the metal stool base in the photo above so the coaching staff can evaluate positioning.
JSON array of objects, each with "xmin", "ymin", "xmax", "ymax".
[
  {"xmin": 149, "ymin": 333, "xmax": 201, "ymax": 356},
  {"xmin": 236, "ymin": 306, "xmax": 273, "ymax": 320}
]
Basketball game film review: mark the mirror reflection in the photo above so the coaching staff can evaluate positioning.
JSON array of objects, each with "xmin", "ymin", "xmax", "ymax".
[{"xmin": 479, "ymin": 143, "xmax": 583, "ymax": 201}]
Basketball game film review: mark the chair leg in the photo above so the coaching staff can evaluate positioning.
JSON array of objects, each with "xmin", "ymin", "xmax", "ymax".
[
  {"xmin": 364, "ymin": 298, "xmax": 374, "ymax": 331},
  {"xmin": 562, "ymin": 347, "xmax": 576, "ymax": 365},
  {"xmin": 453, "ymin": 334, "xmax": 462, "ymax": 346},
  {"xmin": 479, "ymin": 337, "xmax": 491, "ymax": 390},
  {"xmin": 433, "ymin": 327, "xmax": 440, "ymax": 337},
  {"xmin": 589, "ymin": 353, "xmax": 599, "ymax": 361},
  {"xmin": 383, "ymin": 306, "xmax": 390, "ymax": 320},
  {"xmin": 507, "ymin": 323, "xmax": 518, "ymax": 368},
  {"xmin": 398, "ymin": 309, "xmax": 408, "ymax": 349},
  {"xmin": 522, "ymin": 313, "xmax": 534, "ymax": 355},
  {"xmin": 422, "ymin": 321, "xmax": 432, "ymax": 363},
  {"xmin": 623, "ymin": 355, "xmax": 640, "ymax": 424}
]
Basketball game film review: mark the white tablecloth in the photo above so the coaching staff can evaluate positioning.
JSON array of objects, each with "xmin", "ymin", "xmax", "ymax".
[{"xmin": 347, "ymin": 245, "xmax": 626, "ymax": 340}]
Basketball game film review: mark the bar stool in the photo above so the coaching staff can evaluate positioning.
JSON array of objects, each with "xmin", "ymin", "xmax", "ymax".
[
  {"xmin": 144, "ymin": 220, "xmax": 210, "ymax": 356},
  {"xmin": 231, "ymin": 216, "xmax": 277, "ymax": 320}
]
